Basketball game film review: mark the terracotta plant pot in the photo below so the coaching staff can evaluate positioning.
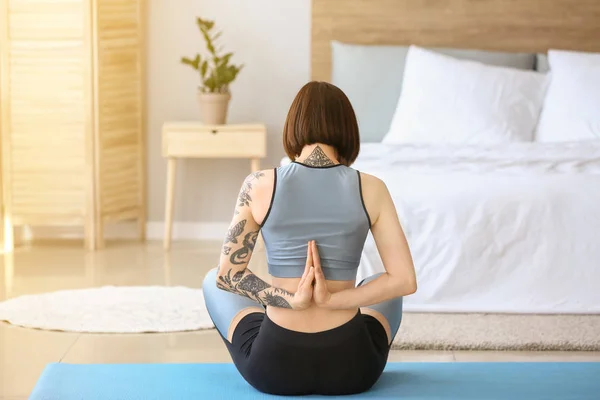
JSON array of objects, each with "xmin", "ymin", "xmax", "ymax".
[{"xmin": 197, "ymin": 91, "xmax": 231, "ymax": 125}]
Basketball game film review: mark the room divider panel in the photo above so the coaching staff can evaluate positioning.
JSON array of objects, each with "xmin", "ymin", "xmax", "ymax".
[{"xmin": 0, "ymin": 0, "xmax": 146, "ymax": 250}]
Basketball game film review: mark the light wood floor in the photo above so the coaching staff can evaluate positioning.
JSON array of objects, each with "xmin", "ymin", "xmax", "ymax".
[{"xmin": 1, "ymin": 241, "xmax": 599, "ymax": 399}]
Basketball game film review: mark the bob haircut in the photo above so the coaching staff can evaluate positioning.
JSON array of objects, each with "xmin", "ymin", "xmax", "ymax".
[{"xmin": 283, "ymin": 81, "xmax": 360, "ymax": 166}]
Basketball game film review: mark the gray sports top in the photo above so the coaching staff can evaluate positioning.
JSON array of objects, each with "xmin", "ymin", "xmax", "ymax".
[{"xmin": 260, "ymin": 161, "xmax": 371, "ymax": 281}]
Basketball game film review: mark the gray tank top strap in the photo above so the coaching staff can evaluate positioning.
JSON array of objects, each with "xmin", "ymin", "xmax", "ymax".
[{"xmin": 259, "ymin": 167, "xmax": 278, "ymax": 228}]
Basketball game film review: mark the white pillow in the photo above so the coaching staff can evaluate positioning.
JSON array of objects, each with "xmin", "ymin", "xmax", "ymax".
[
  {"xmin": 535, "ymin": 50, "xmax": 600, "ymax": 142},
  {"xmin": 383, "ymin": 46, "xmax": 549, "ymax": 144}
]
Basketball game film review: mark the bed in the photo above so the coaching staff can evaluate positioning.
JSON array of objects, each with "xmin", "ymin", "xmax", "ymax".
[
  {"xmin": 354, "ymin": 142, "xmax": 600, "ymax": 313},
  {"xmin": 309, "ymin": 0, "xmax": 600, "ymax": 314}
]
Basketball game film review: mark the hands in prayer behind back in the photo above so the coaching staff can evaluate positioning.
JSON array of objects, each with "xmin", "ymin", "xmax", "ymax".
[{"xmin": 292, "ymin": 240, "xmax": 332, "ymax": 309}]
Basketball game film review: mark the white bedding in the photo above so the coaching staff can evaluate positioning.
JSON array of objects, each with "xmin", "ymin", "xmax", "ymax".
[{"xmin": 353, "ymin": 141, "xmax": 600, "ymax": 314}]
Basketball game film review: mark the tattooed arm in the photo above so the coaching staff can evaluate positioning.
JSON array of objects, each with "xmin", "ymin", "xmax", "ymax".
[{"xmin": 216, "ymin": 171, "xmax": 311, "ymax": 310}]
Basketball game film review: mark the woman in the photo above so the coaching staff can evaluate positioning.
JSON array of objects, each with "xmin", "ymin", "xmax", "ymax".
[{"xmin": 203, "ymin": 81, "xmax": 417, "ymax": 396}]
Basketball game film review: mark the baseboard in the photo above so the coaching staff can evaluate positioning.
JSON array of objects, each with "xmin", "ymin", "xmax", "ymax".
[{"xmin": 25, "ymin": 222, "xmax": 230, "ymax": 241}]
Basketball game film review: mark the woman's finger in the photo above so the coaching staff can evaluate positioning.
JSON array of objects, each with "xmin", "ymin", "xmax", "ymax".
[
  {"xmin": 311, "ymin": 241, "xmax": 322, "ymax": 271},
  {"xmin": 299, "ymin": 265, "xmax": 307, "ymax": 286},
  {"xmin": 299, "ymin": 267, "xmax": 309, "ymax": 288},
  {"xmin": 298, "ymin": 241, "xmax": 313, "ymax": 288},
  {"xmin": 315, "ymin": 262, "xmax": 325, "ymax": 282},
  {"xmin": 304, "ymin": 241, "xmax": 313, "ymax": 272},
  {"xmin": 314, "ymin": 262, "xmax": 325, "ymax": 287},
  {"xmin": 312, "ymin": 242, "xmax": 328, "ymax": 292},
  {"xmin": 308, "ymin": 267, "xmax": 315, "ymax": 287},
  {"xmin": 300, "ymin": 267, "xmax": 314, "ymax": 293}
]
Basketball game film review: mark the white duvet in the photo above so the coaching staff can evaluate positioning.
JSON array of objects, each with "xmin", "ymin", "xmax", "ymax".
[{"xmin": 353, "ymin": 141, "xmax": 600, "ymax": 314}]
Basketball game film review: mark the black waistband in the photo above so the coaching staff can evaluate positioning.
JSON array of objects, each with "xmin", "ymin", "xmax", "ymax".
[{"xmin": 261, "ymin": 310, "xmax": 363, "ymax": 348}]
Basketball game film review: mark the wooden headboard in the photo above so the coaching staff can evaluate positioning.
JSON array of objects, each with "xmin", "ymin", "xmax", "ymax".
[{"xmin": 312, "ymin": 0, "xmax": 600, "ymax": 81}]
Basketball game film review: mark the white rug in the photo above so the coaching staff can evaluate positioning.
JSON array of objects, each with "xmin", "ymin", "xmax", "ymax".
[
  {"xmin": 0, "ymin": 286, "xmax": 214, "ymax": 333},
  {"xmin": 1, "ymin": 287, "xmax": 599, "ymax": 350}
]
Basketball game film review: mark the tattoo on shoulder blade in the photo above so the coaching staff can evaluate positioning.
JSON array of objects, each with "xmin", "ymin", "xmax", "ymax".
[
  {"xmin": 224, "ymin": 220, "xmax": 246, "ymax": 244},
  {"xmin": 302, "ymin": 146, "xmax": 336, "ymax": 167}
]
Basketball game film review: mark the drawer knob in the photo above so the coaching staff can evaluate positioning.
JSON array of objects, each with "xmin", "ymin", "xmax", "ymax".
[{"xmin": 211, "ymin": 129, "xmax": 218, "ymax": 135}]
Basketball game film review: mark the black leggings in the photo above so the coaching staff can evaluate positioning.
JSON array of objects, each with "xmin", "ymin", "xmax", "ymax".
[{"xmin": 218, "ymin": 310, "xmax": 390, "ymax": 396}]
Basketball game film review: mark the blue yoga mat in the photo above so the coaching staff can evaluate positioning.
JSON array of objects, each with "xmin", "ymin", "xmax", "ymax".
[{"xmin": 31, "ymin": 362, "xmax": 600, "ymax": 399}]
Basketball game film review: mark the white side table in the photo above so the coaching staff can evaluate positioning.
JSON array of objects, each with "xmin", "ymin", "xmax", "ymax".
[{"xmin": 162, "ymin": 122, "xmax": 267, "ymax": 250}]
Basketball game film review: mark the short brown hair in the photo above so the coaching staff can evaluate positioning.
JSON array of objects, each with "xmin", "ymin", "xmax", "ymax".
[{"xmin": 283, "ymin": 81, "xmax": 360, "ymax": 166}]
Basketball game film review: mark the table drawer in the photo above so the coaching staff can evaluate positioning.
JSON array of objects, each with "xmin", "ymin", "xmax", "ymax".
[{"xmin": 162, "ymin": 123, "xmax": 266, "ymax": 158}]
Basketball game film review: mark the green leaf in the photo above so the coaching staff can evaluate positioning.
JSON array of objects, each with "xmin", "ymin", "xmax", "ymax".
[
  {"xmin": 228, "ymin": 66, "xmax": 241, "ymax": 85},
  {"xmin": 212, "ymin": 31, "xmax": 222, "ymax": 42},
  {"xmin": 230, "ymin": 65, "xmax": 241, "ymax": 80},
  {"xmin": 219, "ymin": 52, "xmax": 233, "ymax": 67},
  {"xmin": 200, "ymin": 60, "xmax": 208, "ymax": 78},
  {"xmin": 181, "ymin": 54, "xmax": 201, "ymax": 70},
  {"xmin": 216, "ymin": 64, "xmax": 227, "ymax": 87},
  {"xmin": 203, "ymin": 75, "xmax": 214, "ymax": 92},
  {"xmin": 196, "ymin": 17, "xmax": 214, "ymax": 31},
  {"xmin": 220, "ymin": 71, "xmax": 231, "ymax": 85},
  {"xmin": 201, "ymin": 29, "xmax": 216, "ymax": 56}
]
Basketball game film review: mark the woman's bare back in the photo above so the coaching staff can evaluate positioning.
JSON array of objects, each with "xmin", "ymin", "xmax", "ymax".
[{"xmin": 268, "ymin": 277, "xmax": 357, "ymax": 332}]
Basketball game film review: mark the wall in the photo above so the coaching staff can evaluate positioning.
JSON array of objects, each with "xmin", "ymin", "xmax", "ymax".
[{"xmin": 147, "ymin": 0, "xmax": 311, "ymax": 234}]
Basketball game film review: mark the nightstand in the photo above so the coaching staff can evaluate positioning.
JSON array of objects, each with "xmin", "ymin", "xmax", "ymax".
[{"xmin": 161, "ymin": 122, "xmax": 267, "ymax": 250}]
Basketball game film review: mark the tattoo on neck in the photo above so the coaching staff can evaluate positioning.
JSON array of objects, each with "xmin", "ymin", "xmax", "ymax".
[
  {"xmin": 237, "ymin": 171, "xmax": 265, "ymax": 207},
  {"xmin": 300, "ymin": 146, "xmax": 336, "ymax": 167},
  {"xmin": 217, "ymin": 268, "xmax": 293, "ymax": 309}
]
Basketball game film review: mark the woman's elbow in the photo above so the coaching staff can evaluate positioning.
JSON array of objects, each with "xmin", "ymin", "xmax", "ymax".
[
  {"xmin": 404, "ymin": 279, "xmax": 417, "ymax": 295},
  {"xmin": 204, "ymin": 267, "xmax": 226, "ymax": 291},
  {"xmin": 393, "ymin": 276, "xmax": 417, "ymax": 296},
  {"xmin": 207, "ymin": 267, "xmax": 230, "ymax": 292}
]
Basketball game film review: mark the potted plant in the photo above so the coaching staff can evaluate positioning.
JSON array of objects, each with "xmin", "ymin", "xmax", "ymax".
[{"xmin": 181, "ymin": 18, "xmax": 243, "ymax": 125}]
